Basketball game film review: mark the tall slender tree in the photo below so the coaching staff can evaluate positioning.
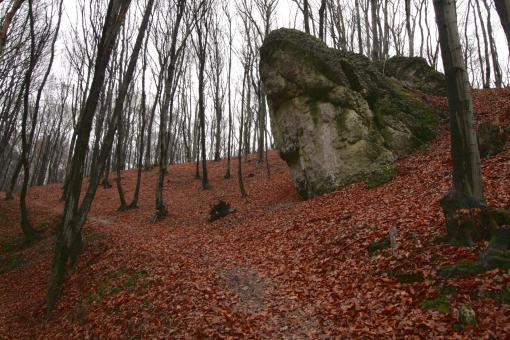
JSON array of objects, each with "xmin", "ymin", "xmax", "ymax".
[
  {"xmin": 194, "ymin": 1, "xmax": 210, "ymax": 190},
  {"xmin": 495, "ymin": 0, "xmax": 510, "ymax": 54},
  {"xmin": 0, "ymin": 0, "xmax": 26, "ymax": 56},
  {"xmin": 153, "ymin": 0, "xmax": 187, "ymax": 221},
  {"xmin": 47, "ymin": 0, "xmax": 132, "ymax": 309}
]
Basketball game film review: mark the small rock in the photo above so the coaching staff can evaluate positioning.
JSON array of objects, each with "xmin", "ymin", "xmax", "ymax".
[{"xmin": 459, "ymin": 304, "xmax": 476, "ymax": 325}]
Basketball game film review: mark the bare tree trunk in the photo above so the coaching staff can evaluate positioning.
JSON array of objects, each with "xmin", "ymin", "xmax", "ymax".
[
  {"xmin": 475, "ymin": 0, "xmax": 492, "ymax": 88},
  {"xmin": 0, "ymin": 0, "xmax": 26, "ymax": 56},
  {"xmin": 495, "ymin": 0, "xmax": 510, "ymax": 55},
  {"xmin": 472, "ymin": 1, "xmax": 486, "ymax": 87},
  {"xmin": 303, "ymin": 0, "xmax": 311, "ymax": 34},
  {"xmin": 129, "ymin": 23, "xmax": 151, "ymax": 209},
  {"xmin": 153, "ymin": 0, "xmax": 186, "ymax": 221},
  {"xmin": 382, "ymin": 0, "xmax": 389, "ymax": 58},
  {"xmin": 20, "ymin": 0, "xmax": 63, "ymax": 242},
  {"xmin": 370, "ymin": 0, "xmax": 379, "ymax": 60},
  {"xmin": 318, "ymin": 0, "xmax": 327, "ymax": 41},
  {"xmin": 114, "ymin": 113, "xmax": 128, "ymax": 211},
  {"xmin": 238, "ymin": 61, "xmax": 248, "ymax": 199},
  {"xmin": 483, "ymin": 0, "xmax": 503, "ymax": 88},
  {"xmin": 355, "ymin": 0, "xmax": 363, "ymax": 54},
  {"xmin": 47, "ymin": 0, "xmax": 132, "ymax": 310},
  {"xmin": 195, "ymin": 5, "xmax": 210, "ymax": 190},
  {"xmin": 225, "ymin": 9, "xmax": 233, "ymax": 179},
  {"xmin": 256, "ymin": 85, "xmax": 266, "ymax": 164},
  {"xmin": 405, "ymin": 0, "xmax": 414, "ymax": 56},
  {"xmin": 433, "ymin": 0, "xmax": 485, "ymax": 243},
  {"xmin": 418, "ymin": 0, "xmax": 425, "ymax": 57},
  {"xmin": 18, "ymin": 0, "xmax": 38, "ymax": 243}
]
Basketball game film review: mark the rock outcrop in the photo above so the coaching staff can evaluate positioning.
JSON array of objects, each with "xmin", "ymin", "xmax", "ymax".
[
  {"xmin": 260, "ymin": 29, "xmax": 438, "ymax": 198},
  {"xmin": 381, "ymin": 56, "xmax": 447, "ymax": 96},
  {"xmin": 477, "ymin": 120, "xmax": 508, "ymax": 158}
]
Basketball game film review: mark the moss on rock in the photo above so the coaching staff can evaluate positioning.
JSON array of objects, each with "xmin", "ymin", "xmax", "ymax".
[
  {"xmin": 380, "ymin": 56, "xmax": 447, "ymax": 96},
  {"xmin": 365, "ymin": 166, "xmax": 397, "ymax": 189},
  {"xmin": 260, "ymin": 29, "xmax": 438, "ymax": 199},
  {"xmin": 437, "ymin": 259, "xmax": 485, "ymax": 278},
  {"xmin": 368, "ymin": 236, "xmax": 391, "ymax": 255}
]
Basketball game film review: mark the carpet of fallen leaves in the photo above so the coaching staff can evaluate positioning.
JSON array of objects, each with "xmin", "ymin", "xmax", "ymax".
[{"xmin": 1, "ymin": 88, "xmax": 509, "ymax": 339}]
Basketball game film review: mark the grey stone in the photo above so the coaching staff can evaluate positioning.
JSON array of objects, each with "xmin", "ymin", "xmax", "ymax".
[
  {"xmin": 381, "ymin": 56, "xmax": 447, "ymax": 96},
  {"xmin": 459, "ymin": 304, "xmax": 476, "ymax": 325},
  {"xmin": 260, "ymin": 29, "xmax": 438, "ymax": 198}
]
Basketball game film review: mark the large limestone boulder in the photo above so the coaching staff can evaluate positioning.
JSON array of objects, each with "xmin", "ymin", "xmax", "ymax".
[
  {"xmin": 381, "ymin": 56, "xmax": 447, "ymax": 96},
  {"xmin": 260, "ymin": 29, "xmax": 438, "ymax": 198}
]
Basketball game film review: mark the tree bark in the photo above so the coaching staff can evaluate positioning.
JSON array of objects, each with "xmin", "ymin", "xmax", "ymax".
[
  {"xmin": 405, "ymin": 0, "xmax": 414, "ymax": 56},
  {"xmin": 238, "ymin": 60, "xmax": 248, "ymax": 199},
  {"xmin": 47, "ymin": 0, "xmax": 132, "ymax": 310},
  {"xmin": 370, "ymin": 0, "xmax": 380, "ymax": 60},
  {"xmin": 494, "ymin": 0, "xmax": 510, "ymax": 55},
  {"xmin": 303, "ymin": 0, "xmax": 310, "ymax": 34},
  {"xmin": 18, "ymin": 0, "xmax": 38, "ymax": 243},
  {"xmin": 433, "ymin": 0, "xmax": 485, "ymax": 243},
  {"xmin": 475, "ymin": 0, "xmax": 492, "ymax": 88},
  {"xmin": 482, "ymin": 0, "xmax": 503, "ymax": 88},
  {"xmin": 196, "ymin": 12, "xmax": 209, "ymax": 190},
  {"xmin": 224, "ymin": 10, "xmax": 233, "ymax": 179},
  {"xmin": 153, "ymin": 0, "xmax": 186, "ymax": 221},
  {"xmin": 355, "ymin": 0, "xmax": 363, "ymax": 54},
  {"xmin": 318, "ymin": 0, "xmax": 327, "ymax": 41},
  {"xmin": 0, "ymin": 0, "xmax": 26, "ymax": 56}
]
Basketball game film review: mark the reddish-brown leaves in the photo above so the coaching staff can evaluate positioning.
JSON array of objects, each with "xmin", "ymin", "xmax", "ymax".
[{"xmin": 0, "ymin": 88, "xmax": 509, "ymax": 338}]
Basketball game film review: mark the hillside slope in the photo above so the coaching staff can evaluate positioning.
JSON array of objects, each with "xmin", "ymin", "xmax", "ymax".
[{"xmin": 1, "ymin": 89, "xmax": 509, "ymax": 338}]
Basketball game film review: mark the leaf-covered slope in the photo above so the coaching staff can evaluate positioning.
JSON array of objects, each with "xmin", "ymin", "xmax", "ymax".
[{"xmin": 0, "ymin": 88, "xmax": 509, "ymax": 338}]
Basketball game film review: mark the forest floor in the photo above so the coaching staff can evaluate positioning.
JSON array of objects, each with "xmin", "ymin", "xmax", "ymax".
[{"xmin": 1, "ymin": 89, "xmax": 510, "ymax": 338}]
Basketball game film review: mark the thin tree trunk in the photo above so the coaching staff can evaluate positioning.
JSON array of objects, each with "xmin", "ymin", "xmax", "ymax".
[
  {"xmin": 153, "ymin": 0, "xmax": 186, "ymax": 221},
  {"xmin": 482, "ymin": 0, "xmax": 502, "ymax": 88},
  {"xmin": 303, "ymin": 0, "xmax": 311, "ymax": 34},
  {"xmin": 238, "ymin": 64, "xmax": 248, "ymax": 199},
  {"xmin": 355, "ymin": 0, "xmax": 363, "ymax": 54},
  {"xmin": 257, "ymin": 85, "xmax": 266, "ymax": 164},
  {"xmin": 370, "ymin": 0, "xmax": 379, "ymax": 60},
  {"xmin": 128, "ymin": 23, "xmax": 151, "ymax": 209},
  {"xmin": 475, "ymin": 0, "xmax": 492, "ymax": 88},
  {"xmin": 47, "ymin": 0, "xmax": 132, "ymax": 310},
  {"xmin": 0, "ymin": 0, "xmax": 26, "ymax": 56},
  {"xmin": 319, "ymin": 0, "xmax": 327, "ymax": 41},
  {"xmin": 225, "ymin": 12, "xmax": 233, "ymax": 179},
  {"xmin": 18, "ymin": 0, "xmax": 38, "ymax": 243},
  {"xmin": 494, "ymin": 0, "xmax": 510, "ymax": 55},
  {"xmin": 405, "ymin": 0, "xmax": 414, "ymax": 56}
]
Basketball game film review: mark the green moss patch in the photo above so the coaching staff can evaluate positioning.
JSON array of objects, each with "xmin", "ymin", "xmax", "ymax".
[
  {"xmin": 85, "ymin": 268, "xmax": 149, "ymax": 305},
  {"xmin": 0, "ymin": 252, "xmax": 23, "ymax": 274},
  {"xmin": 368, "ymin": 236, "xmax": 391, "ymax": 255},
  {"xmin": 421, "ymin": 296, "xmax": 450, "ymax": 314},
  {"xmin": 420, "ymin": 287, "xmax": 457, "ymax": 314},
  {"xmin": 365, "ymin": 166, "xmax": 397, "ymax": 189},
  {"xmin": 390, "ymin": 271, "xmax": 425, "ymax": 283},
  {"xmin": 486, "ymin": 283, "xmax": 510, "ymax": 305},
  {"xmin": 437, "ymin": 259, "xmax": 485, "ymax": 278}
]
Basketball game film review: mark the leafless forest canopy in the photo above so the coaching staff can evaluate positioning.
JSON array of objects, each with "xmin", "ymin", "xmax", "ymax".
[{"xmin": 0, "ymin": 0, "xmax": 508, "ymax": 196}]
